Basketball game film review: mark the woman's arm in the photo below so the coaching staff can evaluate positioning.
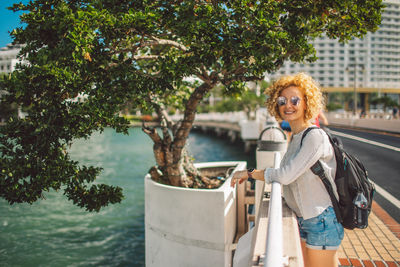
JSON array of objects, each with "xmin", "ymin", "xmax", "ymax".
[
  {"xmin": 265, "ymin": 130, "xmax": 325, "ymax": 185},
  {"xmin": 231, "ymin": 129, "xmax": 327, "ymax": 187},
  {"xmin": 319, "ymin": 111, "xmax": 329, "ymax": 125},
  {"xmin": 230, "ymin": 169, "xmax": 265, "ymax": 187}
]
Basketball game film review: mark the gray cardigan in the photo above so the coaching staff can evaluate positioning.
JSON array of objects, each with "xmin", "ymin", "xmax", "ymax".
[{"xmin": 264, "ymin": 127, "xmax": 338, "ymax": 220}]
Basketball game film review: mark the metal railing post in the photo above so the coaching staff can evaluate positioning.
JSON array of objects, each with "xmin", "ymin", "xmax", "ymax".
[{"xmin": 264, "ymin": 152, "xmax": 283, "ymax": 267}]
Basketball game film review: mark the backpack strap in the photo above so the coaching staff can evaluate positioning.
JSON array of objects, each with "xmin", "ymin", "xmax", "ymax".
[
  {"xmin": 310, "ymin": 161, "xmax": 343, "ymax": 223},
  {"xmin": 300, "ymin": 127, "xmax": 343, "ymax": 223},
  {"xmin": 300, "ymin": 126, "xmax": 319, "ymax": 147}
]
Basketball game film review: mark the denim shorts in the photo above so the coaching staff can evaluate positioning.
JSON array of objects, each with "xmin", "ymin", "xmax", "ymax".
[{"xmin": 297, "ymin": 207, "xmax": 344, "ymax": 250}]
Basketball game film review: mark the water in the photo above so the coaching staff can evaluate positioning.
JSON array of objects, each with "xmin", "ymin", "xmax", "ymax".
[{"xmin": 0, "ymin": 127, "xmax": 255, "ymax": 267}]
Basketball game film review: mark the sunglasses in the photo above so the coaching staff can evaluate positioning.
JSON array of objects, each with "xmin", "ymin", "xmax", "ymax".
[{"xmin": 277, "ymin": 96, "xmax": 301, "ymax": 107}]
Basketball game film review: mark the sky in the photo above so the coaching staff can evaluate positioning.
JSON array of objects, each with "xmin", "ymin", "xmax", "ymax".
[{"xmin": 0, "ymin": 0, "xmax": 29, "ymax": 48}]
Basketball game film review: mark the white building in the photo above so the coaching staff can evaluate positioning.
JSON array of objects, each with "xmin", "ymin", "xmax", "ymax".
[
  {"xmin": 0, "ymin": 43, "xmax": 24, "ymax": 74},
  {"xmin": 0, "ymin": 44, "xmax": 26, "ymax": 120},
  {"xmin": 267, "ymin": 0, "xmax": 400, "ymax": 94}
]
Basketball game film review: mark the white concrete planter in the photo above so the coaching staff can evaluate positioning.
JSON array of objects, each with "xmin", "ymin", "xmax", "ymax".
[{"xmin": 145, "ymin": 161, "xmax": 247, "ymax": 267}]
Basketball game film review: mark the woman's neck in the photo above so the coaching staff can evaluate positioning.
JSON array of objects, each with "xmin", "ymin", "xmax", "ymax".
[{"xmin": 290, "ymin": 121, "xmax": 312, "ymax": 135}]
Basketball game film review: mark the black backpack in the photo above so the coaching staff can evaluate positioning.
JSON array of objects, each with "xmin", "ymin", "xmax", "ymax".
[{"xmin": 301, "ymin": 127, "xmax": 375, "ymax": 230}]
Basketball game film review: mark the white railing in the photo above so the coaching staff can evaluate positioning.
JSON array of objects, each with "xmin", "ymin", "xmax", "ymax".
[
  {"xmin": 233, "ymin": 141, "xmax": 303, "ymax": 267},
  {"xmin": 264, "ymin": 152, "xmax": 284, "ymax": 267}
]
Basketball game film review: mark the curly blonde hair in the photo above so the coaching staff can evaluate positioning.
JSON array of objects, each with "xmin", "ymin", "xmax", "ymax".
[{"xmin": 265, "ymin": 73, "xmax": 324, "ymax": 122}]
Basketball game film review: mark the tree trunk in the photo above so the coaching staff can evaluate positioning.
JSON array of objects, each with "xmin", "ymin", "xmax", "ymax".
[
  {"xmin": 143, "ymin": 81, "xmax": 220, "ymax": 188},
  {"xmin": 145, "ymin": 127, "xmax": 213, "ymax": 188}
]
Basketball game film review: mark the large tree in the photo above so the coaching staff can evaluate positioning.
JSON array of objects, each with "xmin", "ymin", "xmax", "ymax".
[{"xmin": 0, "ymin": 0, "xmax": 383, "ymax": 211}]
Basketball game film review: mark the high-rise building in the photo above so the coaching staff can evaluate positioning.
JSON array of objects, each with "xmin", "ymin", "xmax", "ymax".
[{"xmin": 267, "ymin": 0, "xmax": 400, "ymax": 95}]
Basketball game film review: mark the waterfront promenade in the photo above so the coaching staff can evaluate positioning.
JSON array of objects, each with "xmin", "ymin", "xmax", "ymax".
[
  {"xmin": 190, "ymin": 111, "xmax": 400, "ymax": 267},
  {"xmin": 338, "ymin": 201, "xmax": 400, "ymax": 266}
]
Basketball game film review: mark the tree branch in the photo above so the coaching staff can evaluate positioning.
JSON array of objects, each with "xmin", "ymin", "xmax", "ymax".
[
  {"xmin": 133, "ymin": 55, "xmax": 159, "ymax": 60},
  {"xmin": 142, "ymin": 122, "xmax": 162, "ymax": 144},
  {"xmin": 194, "ymin": 66, "xmax": 214, "ymax": 84},
  {"xmin": 142, "ymin": 37, "xmax": 188, "ymax": 52},
  {"xmin": 172, "ymin": 81, "xmax": 215, "ymax": 163}
]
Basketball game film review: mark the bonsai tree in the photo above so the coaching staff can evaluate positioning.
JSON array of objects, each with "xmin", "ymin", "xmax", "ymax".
[{"xmin": 0, "ymin": 0, "xmax": 383, "ymax": 211}]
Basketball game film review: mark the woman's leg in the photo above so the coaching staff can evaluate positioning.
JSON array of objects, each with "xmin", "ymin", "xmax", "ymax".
[
  {"xmin": 301, "ymin": 240, "xmax": 309, "ymax": 267},
  {"xmin": 299, "ymin": 207, "xmax": 343, "ymax": 267},
  {"xmin": 305, "ymin": 247, "xmax": 338, "ymax": 267}
]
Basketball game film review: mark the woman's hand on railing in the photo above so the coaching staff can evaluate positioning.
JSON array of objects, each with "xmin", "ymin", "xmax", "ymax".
[{"xmin": 230, "ymin": 170, "xmax": 249, "ymax": 187}]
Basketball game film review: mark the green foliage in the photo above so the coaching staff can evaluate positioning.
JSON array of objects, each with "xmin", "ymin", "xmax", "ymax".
[
  {"xmin": 326, "ymin": 102, "xmax": 343, "ymax": 111},
  {"xmin": 0, "ymin": 101, "xmax": 18, "ymax": 121},
  {"xmin": 1, "ymin": 0, "xmax": 383, "ymax": 210},
  {"xmin": 217, "ymin": 90, "xmax": 265, "ymax": 113},
  {"xmin": 214, "ymin": 99, "xmax": 240, "ymax": 113},
  {"xmin": 198, "ymin": 83, "xmax": 267, "ymax": 114},
  {"xmin": 371, "ymin": 96, "xmax": 399, "ymax": 111}
]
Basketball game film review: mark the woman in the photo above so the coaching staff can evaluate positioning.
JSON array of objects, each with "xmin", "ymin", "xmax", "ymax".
[{"xmin": 231, "ymin": 73, "xmax": 343, "ymax": 267}]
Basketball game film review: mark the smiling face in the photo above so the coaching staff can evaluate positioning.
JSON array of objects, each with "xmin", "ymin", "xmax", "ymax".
[{"xmin": 278, "ymin": 86, "xmax": 307, "ymax": 124}]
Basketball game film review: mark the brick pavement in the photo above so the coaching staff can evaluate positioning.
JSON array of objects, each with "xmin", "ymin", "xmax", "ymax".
[{"xmin": 338, "ymin": 202, "xmax": 400, "ymax": 267}]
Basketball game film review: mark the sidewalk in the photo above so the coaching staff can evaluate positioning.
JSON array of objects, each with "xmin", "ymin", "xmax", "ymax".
[
  {"xmin": 338, "ymin": 202, "xmax": 400, "ymax": 267},
  {"xmin": 326, "ymin": 113, "xmax": 400, "ymax": 134}
]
